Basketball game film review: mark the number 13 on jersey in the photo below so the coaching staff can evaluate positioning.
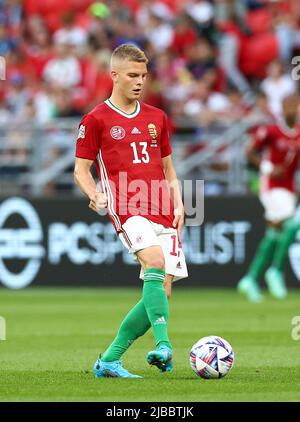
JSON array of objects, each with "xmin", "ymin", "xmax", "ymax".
[{"xmin": 130, "ymin": 141, "xmax": 150, "ymax": 164}]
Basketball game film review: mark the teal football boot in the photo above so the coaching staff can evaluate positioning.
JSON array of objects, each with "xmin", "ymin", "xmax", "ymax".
[
  {"xmin": 265, "ymin": 267, "xmax": 288, "ymax": 299},
  {"xmin": 147, "ymin": 346, "xmax": 173, "ymax": 372},
  {"xmin": 237, "ymin": 275, "xmax": 264, "ymax": 303},
  {"xmin": 93, "ymin": 356, "xmax": 142, "ymax": 378}
]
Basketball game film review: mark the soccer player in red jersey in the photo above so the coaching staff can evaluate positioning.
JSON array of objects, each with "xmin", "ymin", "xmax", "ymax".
[
  {"xmin": 74, "ymin": 44, "xmax": 188, "ymax": 377},
  {"xmin": 238, "ymin": 94, "xmax": 300, "ymax": 302}
]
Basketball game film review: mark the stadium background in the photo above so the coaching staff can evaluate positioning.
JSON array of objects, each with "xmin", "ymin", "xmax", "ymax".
[
  {"xmin": 1, "ymin": 0, "xmax": 300, "ymax": 289},
  {"xmin": 1, "ymin": 0, "xmax": 300, "ymax": 404}
]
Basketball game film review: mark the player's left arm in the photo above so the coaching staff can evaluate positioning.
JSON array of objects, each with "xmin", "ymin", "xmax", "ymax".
[{"xmin": 162, "ymin": 154, "xmax": 184, "ymax": 244}]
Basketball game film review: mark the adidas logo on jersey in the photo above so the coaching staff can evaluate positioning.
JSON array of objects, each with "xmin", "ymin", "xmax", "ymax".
[
  {"xmin": 154, "ymin": 316, "xmax": 166, "ymax": 325},
  {"xmin": 131, "ymin": 127, "xmax": 141, "ymax": 134}
]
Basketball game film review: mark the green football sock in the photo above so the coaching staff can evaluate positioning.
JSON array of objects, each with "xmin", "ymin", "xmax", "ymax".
[
  {"xmin": 143, "ymin": 268, "xmax": 172, "ymax": 350},
  {"xmin": 272, "ymin": 218, "xmax": 300, "ymax": 271},
  {"xmin": 101, "ymin": 299, "xmax": 151, "ymax": 362},
  {"xmin": 248, "ymin": 227, "xmax": 279, "ymax": 280}
]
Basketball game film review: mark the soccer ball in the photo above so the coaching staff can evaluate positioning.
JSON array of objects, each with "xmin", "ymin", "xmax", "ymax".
[{"xmin": 190, "ymin": 335, "xmax": 234, "ymax": 379}]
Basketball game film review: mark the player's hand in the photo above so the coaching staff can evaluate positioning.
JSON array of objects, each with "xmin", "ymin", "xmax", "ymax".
[
  {"xmin": 271, "ymin": 165, "xmax": 285, "ymax": 180},
  {"xmin": 89, "ymin": 192, "xmax": 108, "ymax": 213},
  {"xmin": 173, "ymin": 206, "xmax": 185, "ymax": 244}
]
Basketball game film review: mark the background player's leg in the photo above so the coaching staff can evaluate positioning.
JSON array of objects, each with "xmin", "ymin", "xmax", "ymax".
[
  {"xmin": 265, "ymin": 217, "xmax": 300, "ymax": 298},
  {"xmin": 271, "ymin": 217, "xmax": 300, "ymax": 272},
  {"xmin": 262, "ymin": 191, "xmax": 298, "ymax": 298},
  {"xmin": 248, "ymin": 226, "xmax": 280, "ymax": 280},
  {"xmin": 238, "ymin": 225, "xmax": 279, "ymax": 302}
]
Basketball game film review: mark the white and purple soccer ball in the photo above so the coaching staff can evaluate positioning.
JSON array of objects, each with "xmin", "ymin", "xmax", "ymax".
[{"xmin": 190, "ymin": 335, "xmax": 234, "ymax": 379}]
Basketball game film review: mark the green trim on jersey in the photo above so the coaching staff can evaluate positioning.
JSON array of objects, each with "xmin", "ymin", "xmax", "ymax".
[{"xmin": 105, "ymin": 99, "xmax": 140, "ymax": 118}]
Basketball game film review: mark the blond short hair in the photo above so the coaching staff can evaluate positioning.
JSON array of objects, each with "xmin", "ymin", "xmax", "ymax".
[{"xmin": 111, "ymin": 44, "xmax": 148, "ymax": 68}]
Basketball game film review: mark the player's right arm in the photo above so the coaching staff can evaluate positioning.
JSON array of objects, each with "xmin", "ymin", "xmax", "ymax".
[
  {"xmin": 74, "ymin": 114, "xmax": 107, "ymax": 213},
  {"xmin": 247, "ymin": 126, "xmax": 284, "ymax": 180},
  {"xmin": 74, "ymin": 157, "xmax": 107, "ymax": 212},
  {"xmin": 246, "ymin": 126, "xmax": 269, "ymax": 168}
]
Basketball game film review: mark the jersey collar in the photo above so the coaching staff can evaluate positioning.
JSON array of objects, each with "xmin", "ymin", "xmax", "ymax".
[{"xmin": 105, "ymin": 99, "xmax": 140, "ymax": 119}]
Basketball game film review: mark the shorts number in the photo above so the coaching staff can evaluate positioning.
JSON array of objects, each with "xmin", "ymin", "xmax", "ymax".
[
  {"xmin": 130, "ymin": 141, "xmax": 150, "ymax": 164},
  {"xmin": 170, "ymin": 234, "xmax": 178, "ymax": 256}
]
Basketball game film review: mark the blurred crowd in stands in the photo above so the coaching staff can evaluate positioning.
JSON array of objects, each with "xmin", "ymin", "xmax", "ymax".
[{"xmin": 0, "ymin": 0, "xmax": 300, "ymax": 131}]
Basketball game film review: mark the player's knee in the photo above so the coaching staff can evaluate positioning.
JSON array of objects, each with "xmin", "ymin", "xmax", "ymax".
[{"xmin": 145, "ymin": 256, "xmax": 165, "ymax": 271}]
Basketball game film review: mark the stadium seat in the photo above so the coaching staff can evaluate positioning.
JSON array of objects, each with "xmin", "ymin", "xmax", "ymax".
[
  {"xmin": 239, "ymin": 33, "xmax": 279, "ymax": 78},
  {"xmin": 246, "ymin": 9, "xmax": 273, "ymax": 34}
]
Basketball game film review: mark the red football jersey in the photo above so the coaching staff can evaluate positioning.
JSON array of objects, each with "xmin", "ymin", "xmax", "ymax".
[
  {"xmin": 253, "ymin": 120, "xmax": 300, "ymax": 193},
  {"xmin": 75, "ymin": 99, "xmax": 175, "ymax": 233}
]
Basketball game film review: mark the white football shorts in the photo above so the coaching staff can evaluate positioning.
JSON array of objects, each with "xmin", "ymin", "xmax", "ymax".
[
  {"xmin": 119, "ymin": 216, "xmax": 188, "ymax": 282},
  {"xmin": 259, "ymin": 188, "xmax": 297, "ymax": 223}
]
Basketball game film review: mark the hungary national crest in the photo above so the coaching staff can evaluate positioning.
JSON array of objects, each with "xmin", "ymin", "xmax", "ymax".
[{"xmin": 148, "ymin": 123, "xmax": 157, "ymax": 139}]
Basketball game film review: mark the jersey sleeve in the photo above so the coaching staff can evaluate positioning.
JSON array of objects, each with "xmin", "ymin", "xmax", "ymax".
[
  {"xmin": 160, "ymin": 113, "xmax": 172, "ymax": 158},
  {"xmin": 75, "ymin": 114, "xmax": 100, "ymax": 160},
  {"xmin": 252, "ymin": 125, "xmax": 272, "ymax": 150}
]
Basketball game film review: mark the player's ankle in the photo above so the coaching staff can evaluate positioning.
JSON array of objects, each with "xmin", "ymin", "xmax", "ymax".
[{"xmin": 157, "ymin": 341, "xmax": 172, "ymax": 350}]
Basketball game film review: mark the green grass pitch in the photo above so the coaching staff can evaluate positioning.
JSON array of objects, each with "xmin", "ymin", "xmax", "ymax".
[{"xmin": 0, "ymin": 287, "xmax": 300, "ymax": 402}]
